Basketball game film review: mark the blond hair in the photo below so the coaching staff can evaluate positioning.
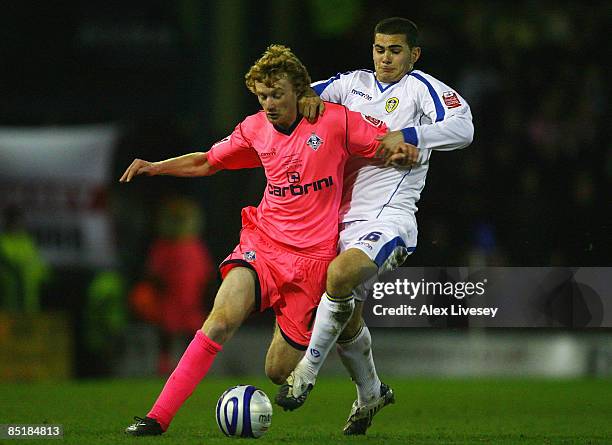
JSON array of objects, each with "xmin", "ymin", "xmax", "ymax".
[{"xmin": 245, "ymin": 44, "xmax": 311, "ymax": 97}]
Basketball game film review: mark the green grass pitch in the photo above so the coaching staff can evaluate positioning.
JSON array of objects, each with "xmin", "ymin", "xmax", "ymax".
[{"xmin": 1, "ymin": 377, "xmax": 611, "ymax": 444}]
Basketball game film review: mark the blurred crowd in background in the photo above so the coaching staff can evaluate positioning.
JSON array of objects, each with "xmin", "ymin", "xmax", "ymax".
[{"xmin": 0, "ymin": 1, "xmax": 610, "ymax": 377}]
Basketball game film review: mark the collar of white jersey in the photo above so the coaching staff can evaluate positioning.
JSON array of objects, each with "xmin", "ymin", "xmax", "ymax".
[{"xmin": 373, "ymin": 71, "xmax": 410, "ymax": 93}]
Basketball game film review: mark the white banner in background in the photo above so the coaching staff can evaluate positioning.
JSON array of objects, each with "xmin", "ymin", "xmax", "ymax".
[{"xmin": 0, "ymin": 125, "xmax": 120, "ymax": 268}]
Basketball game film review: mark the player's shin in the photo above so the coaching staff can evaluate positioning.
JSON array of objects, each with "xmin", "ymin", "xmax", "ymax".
[
  {"xmin": 276, "ymin": 292, "xmax": 355, "ymax": 410},
  {"xmin": 147, "ymin": 330, "xmax": 222, "ymax": 430},
  {"xmin": 303, "ymin": 292, "xmax": 355, "ymax": 376},
  {"xmin": 336, "ymin": 324, "xmax": 381, "ymax": 405}
]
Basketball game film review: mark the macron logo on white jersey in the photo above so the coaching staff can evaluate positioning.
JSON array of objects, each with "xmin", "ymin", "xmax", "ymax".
[{"xmin": 351, "ymin": 89, "xmax": 372, "ymax": 101}]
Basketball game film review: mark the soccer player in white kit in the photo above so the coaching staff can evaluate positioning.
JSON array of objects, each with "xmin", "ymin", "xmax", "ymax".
[{"xmin": 275, "ymin": 18, "xmax": 474, "ymax": 434}]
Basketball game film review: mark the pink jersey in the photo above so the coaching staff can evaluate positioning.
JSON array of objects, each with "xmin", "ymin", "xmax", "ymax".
[{"xmin": 207, "ymin": 103, "xmax": 387, "ymax": 257}]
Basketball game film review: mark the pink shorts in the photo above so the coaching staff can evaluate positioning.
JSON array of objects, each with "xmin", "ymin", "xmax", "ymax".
[{"xmin": 220, "ymin": 210, "xmax": 333, "ymax": 349}]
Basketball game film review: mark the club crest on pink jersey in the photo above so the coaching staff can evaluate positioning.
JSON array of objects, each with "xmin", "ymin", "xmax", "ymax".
[
  {"xmin": 243, "ymin": 250, "xmax": 256, "ymax": 262},
  {"xmin": 306, "ymin": 133, "xmax": 323, "ymax": 151}
]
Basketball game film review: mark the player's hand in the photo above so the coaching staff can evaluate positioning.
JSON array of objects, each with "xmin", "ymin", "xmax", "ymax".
[
  {"xmin": 376, "ymin": 130, "xmax": 420, "ymax": 167},
  {"xmin": 384, "ymin": 143, "xmax": 420, "ymax": 167},
  {"xmin": 299, "ymin": 89, "xmax": 324, "ymax": 123},
  {"xmin": 119, "ymin": 159, "xmax": 160, "ymax": 182},
  {"xmin": 375, "ymin": 130, "xmax": 405, "ymax": 158}
]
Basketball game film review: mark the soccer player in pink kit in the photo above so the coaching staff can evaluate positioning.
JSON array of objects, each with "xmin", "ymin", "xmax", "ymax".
[{"xmin": 120, "ymin": 45, "xmax": 404, "ymax": 436}]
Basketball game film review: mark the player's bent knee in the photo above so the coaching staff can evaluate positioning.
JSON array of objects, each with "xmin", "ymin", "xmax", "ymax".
[
  {"xmin": 326, "ymin": 250, "xmax": 377, "ymax": 297},
  {"xmin": 264, "ymin": 362, "xmax": 290, "ymax": 385},
  {"xmin": 202, "ymin": 313, "xmax": 234, "ymax": 344},
  {"xmin": 326, "ymin": 258, "xmax": 356, "ymax": 296}
]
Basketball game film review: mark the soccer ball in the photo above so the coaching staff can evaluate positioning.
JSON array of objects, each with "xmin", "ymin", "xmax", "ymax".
[{"xmin": 215, "ymin": 385, "xmax": 273, "ymax": 438}]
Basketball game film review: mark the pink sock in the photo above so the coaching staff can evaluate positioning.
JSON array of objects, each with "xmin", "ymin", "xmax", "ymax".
[{"xmin": 147, "ymin": 330, "xmax": 222, "ymax": 430}]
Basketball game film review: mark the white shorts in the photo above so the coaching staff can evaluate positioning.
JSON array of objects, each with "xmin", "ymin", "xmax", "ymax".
[{"xmin": 339, "ymin": 218, "xmax": 417, "ymax": 301}]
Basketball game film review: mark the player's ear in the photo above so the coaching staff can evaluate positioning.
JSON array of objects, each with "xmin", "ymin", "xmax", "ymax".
[
  {"xmin": 410, "ymin": 47, "xmax": 421, "ymax": 64},
  {"xmin": 411, "ymin": 47, "xmax": 421, "ymax": 65}
]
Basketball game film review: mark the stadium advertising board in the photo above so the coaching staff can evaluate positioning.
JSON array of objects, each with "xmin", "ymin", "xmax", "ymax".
[{"xmin": 0, "ymin": 125, "xmax": 119, "ymax": 268}]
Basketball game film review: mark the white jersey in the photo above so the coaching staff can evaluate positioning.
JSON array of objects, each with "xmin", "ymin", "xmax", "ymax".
[{"xmin": 313, "ymin": 69, "xmax": 473, "ymax": 224}]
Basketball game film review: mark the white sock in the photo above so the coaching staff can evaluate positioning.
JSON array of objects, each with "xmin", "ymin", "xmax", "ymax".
[
  {"xmin": 301, "ymin": 292, "xmax": 355, "ymax": 378},
  {"xmin": 336, "ymin": 324, "xmax": 381, "ymax": 405}
]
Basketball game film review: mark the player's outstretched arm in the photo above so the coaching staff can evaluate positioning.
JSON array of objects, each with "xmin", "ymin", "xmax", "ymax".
[{"xmin": 119, "ymin": 152, "xmax": 219, "ymax": 183}]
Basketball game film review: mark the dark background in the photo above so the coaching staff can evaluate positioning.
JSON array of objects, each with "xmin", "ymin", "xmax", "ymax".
[{"xmin": 1, "ymin": 0, "xmax": 610, "ymax": 375}]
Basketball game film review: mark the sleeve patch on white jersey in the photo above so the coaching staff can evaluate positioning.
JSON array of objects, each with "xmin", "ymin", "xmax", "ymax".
[
  {"xmin": 361, "ymin": 114, "xmax": 383, "ymax": 127},
  {"xmin": 442, "ymin": 91, "xmax": 461, "ymax": 108}
]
